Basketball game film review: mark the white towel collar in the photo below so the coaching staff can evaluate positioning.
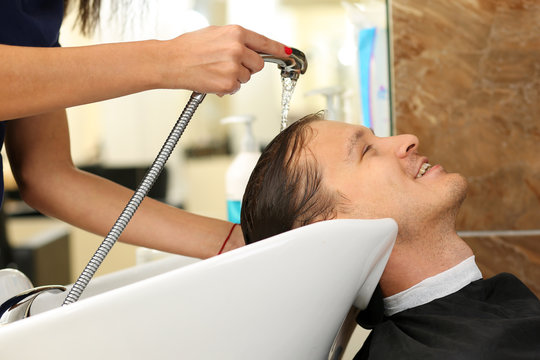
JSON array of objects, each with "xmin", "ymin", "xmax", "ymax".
[{"xmin": 383, "ymin": 256, "xmax": 482, "ymax": 316}]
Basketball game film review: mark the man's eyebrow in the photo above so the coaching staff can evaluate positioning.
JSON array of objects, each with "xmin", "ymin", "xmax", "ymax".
[{"xmin": 346, "ymin": 129, "xmax": 365, "ymax": 161}]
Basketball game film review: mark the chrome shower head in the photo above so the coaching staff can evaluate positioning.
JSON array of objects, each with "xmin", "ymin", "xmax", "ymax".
[{"xmin": 262, "ymin": 48, "xmax": 307, "ymax": 81}]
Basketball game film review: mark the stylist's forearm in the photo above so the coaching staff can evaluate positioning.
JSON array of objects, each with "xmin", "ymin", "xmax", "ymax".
[
  {"xmin": 29, "ymin": 167, "xmax": 244, "ymax": 259},
  {"xmin": 0, "ymin": 41, "xmax": 162, "ymax": 120}
]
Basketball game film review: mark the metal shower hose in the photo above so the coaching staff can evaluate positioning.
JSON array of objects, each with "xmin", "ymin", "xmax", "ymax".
[{"xmin": 63, "ymin": 92, "xmax": 206, "ymax": 306}]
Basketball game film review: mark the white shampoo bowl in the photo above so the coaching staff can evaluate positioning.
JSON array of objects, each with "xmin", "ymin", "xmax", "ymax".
[{"xmin": 0, "ymin": 218, "xmax": 396, "ymax": 359}]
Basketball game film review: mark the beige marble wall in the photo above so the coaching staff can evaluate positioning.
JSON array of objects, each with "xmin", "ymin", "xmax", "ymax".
[
  {"xmin": 391, "ymin": 0, "xmax": 540, "ymax": 295},
  {"xmin": 465, "ymin": 235, "xmax": 540, "ymax": 295}
]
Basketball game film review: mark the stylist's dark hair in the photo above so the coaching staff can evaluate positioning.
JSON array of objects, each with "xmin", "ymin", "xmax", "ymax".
[
  {"xmin": 241, "ymin": 112, "xmax": 342, "ymax": 244},
  {"xmin": 66, "ymin": 0, "xmax": 139, "ymax": 36},
  {"xmin": 64, "ymin": 0, "xmax": 101, "ymax": 36}
]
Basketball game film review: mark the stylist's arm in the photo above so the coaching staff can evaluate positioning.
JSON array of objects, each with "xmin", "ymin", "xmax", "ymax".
[
  {"xmin": 0, "ymin": 25, "xmax": 290, "ymax": 121},
  {"xmin": 5, "ymin": 109, "xmax": 244, "ymax": 259}
]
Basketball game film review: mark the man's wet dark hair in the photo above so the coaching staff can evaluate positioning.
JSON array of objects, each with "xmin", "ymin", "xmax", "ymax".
[{"xmin": 240, "ymin": 112, "xmax": 343, "ymax": 244}]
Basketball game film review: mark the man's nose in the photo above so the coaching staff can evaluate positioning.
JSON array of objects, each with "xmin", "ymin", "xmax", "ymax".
[{"xmin": 394, "ymin": 134, "xmax": 419, "ymax": 158}]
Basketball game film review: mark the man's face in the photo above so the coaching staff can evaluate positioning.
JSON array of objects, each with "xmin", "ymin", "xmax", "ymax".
[{"xmin": 304, "ymin": 120, "xmax": 467, "ymax": 231}]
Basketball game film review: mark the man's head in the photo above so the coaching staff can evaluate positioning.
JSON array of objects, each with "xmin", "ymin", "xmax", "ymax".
[
  {"xmin": 241, "ymin": 113, "xmax": 468, "ymax": 244},
  {"xmin": 240, "ymin": 112, "xmax": 344, "ymax": 244}
]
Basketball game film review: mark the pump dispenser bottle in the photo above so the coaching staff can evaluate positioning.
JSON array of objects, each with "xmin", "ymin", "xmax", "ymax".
[{"xmin": 222, "ymin": 115, "xmax": 260, "ymax": 224}]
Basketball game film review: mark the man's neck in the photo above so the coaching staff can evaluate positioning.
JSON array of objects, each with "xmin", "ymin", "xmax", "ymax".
[{"xmin": 379, "ymin": 226, "xmax": 473, "ymax": 298}]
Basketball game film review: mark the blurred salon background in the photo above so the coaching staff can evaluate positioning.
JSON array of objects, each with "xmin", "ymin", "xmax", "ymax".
[{"xmin": 2, "ymin": 0, "xmax": 539, "ymax": 335}]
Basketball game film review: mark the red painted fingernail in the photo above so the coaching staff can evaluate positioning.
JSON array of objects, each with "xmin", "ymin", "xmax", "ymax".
[{"xmin": 284, "ymin": 46, "xmax": 292, "ymax": 55}]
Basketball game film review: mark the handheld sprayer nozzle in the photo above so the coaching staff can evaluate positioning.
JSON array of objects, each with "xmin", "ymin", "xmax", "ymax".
[{"xmin": 262, "ymin": 48, "xmax": 307, "ymax": 81}]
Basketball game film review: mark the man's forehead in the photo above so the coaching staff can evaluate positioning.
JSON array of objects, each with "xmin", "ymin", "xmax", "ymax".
[
  {"xmin": 311, "ymin": 120, "xmax": 372, "ymax": 132},
  {"xmin": 301, "ymin": 121, "xmax": 366, "ymax": 160},
  {"xmin": 309, "ymin": 121, "xmax": 373, "ymax": 143}
]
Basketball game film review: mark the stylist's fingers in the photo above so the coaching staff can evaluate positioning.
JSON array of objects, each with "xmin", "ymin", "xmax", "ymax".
[
  {"xmin": 242, "ymin": 27, "xmax": 290, "ymax": 58},
  {"xmin": 241, "ymin": 48, "xmax": 265, "ymax": 74},
  {"xmin": 237, "ymin": 65, "xmax": 252, "ymax": 84}
]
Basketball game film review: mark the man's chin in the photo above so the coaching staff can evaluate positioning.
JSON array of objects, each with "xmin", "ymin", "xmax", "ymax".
[{"xmin": 446, "ymin": 173, "xmax": 468, "ymax": 210}]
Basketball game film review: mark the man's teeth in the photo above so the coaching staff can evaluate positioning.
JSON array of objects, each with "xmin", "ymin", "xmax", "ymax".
[{"xmin": 416, "ymin": 163, "xmax": 433, "ymax": 178}]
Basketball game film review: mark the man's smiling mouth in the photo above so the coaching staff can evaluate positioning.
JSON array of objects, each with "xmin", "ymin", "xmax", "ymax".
[{"xmin": 416, "ymin": 163, "xmax": 433, "ymax": 178}]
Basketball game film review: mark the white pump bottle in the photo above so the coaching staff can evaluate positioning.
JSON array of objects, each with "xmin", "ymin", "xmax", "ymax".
[{"xmin": 221, "ymin": 115, "xmax": 261, "ymax": 224}]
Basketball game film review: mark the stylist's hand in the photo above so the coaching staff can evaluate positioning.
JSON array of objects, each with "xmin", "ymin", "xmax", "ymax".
[{"xmin": 159, "ymin": 25, "xmax": 290, "ymax": 96}]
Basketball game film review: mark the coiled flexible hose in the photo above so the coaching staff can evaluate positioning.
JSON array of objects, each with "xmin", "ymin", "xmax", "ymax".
[{"xmin": 63, "ymin": 92, "xmax": 206, "ymax": 306}]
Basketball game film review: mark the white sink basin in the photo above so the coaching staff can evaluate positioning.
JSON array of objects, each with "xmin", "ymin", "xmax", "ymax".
[{"xmin": 0, "ymin": 218, "xmax": 396, "ymax": 360}]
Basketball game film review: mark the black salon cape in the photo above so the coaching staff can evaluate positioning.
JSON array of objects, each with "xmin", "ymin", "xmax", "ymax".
[{"xmin": 355, "ymin": 273, "xmax": 540, "ymax": 359}]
